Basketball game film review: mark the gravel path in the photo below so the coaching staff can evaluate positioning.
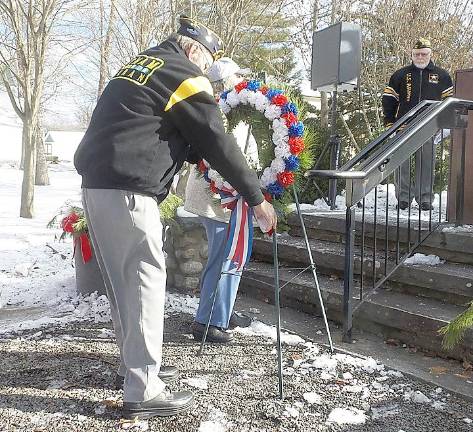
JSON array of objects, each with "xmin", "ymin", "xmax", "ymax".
[{"xmin": 0, "ymin": 312, "xmax": 472, "ymax": 432}]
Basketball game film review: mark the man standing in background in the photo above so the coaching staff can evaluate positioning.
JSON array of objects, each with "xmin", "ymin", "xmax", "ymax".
[{"xmin": 382, "ymin": 38, "xmax": 453, "ymax": 210}]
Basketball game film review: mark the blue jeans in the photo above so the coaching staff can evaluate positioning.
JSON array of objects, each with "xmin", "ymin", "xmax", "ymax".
[{"xmin": 195, "ymin": 217, "xmax": 242, "ymax": 329}]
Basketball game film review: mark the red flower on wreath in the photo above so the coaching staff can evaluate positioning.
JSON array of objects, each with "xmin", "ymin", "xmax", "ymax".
[
  {"xmin": 259, "ymin": 85, "xmax": 269, "ymax": 95},
  {"xmin": 61, "ymin": 213, "xmax": 79, "ymax": 233},
  {"xmin": 288, "ymin": 137, "xmax": 305, "ymax": 155},
  {"xmin": 277, "ymin": 171, "xmax": 295, "ymax": 187},
  {"xmin": 234, "ymin": 81, "xmax": 248, "ymax": 93},
  {"xmin": 272, "ymin": 94, "xmax": 288, "ymax": 107},
  {"xmin": 282, "ymin": 112, "xmax": 298, "ymax": 127}
]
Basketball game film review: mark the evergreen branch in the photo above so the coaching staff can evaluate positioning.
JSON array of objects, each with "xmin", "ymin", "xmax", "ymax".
[{"xmin": 439, "ymin": 301, "xmax": 473, "ymax": 350}]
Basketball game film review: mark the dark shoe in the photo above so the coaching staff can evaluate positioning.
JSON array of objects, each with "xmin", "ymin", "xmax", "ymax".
[
  {"xmin": 396, "ymin": 201, "xmax": 409, "ymax": 210},
  {"xmin": 228, "ymin": 312, "xmax": 252, "ymax": 329},
  {"xmin": 420, "ymin": 202, "xmax": 433, "ymax": 211},
  {"xmin": 123, "ymin": 389, "xmax": 194, "ymax": 419},
  {"xmin": 115, "ymin": 366, "xmax": 179, "ymax": 390},
  {"xmin": 191, "ymin": 321, "xmax": 233, "ymax": 343}
]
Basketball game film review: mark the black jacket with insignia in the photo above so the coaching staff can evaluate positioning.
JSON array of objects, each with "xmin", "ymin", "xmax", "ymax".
[
  {"xmin": 382, "ymin": 61, "xmax": 453, "ymax": 126},
  {"xmin": 74, "ymin": 37, "xmax": 264, "ymax": 207}
]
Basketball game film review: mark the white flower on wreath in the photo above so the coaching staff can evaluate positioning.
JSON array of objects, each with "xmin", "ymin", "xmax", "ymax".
[
  {"xmin": 260, "ymin": 167, "xmax": 277, "ymax": 188},
  {"xmin": 218, "ymin": 98, "xmax": 231, "ymax": 114},
  {"xmin": 226, "ymin": 90, "xmax": 240, "ymax": 107},
  {"xmin": 238, "ymin": 89, "xmax": 251, "ymax": 104},
  {"xmin": 254, "ymin": 93, "xmax": 270, "ymax": 112},
  {"xmin": 264, "ymin": 104, "xmax": 282, "ymax": 121},
  {"xmin": 270, "ymin": 157, "xmax": 286, "ymax": 174},
  {"xmin": 246, "ymin": 91, "xmax": 258, "ymax": 107},
  {"xmin": 274, "ymin": 144, "xmax": 292, "ymax": 159},
  {"xmin": 272, "ymin": 118, "xmax": 288, "ymax": 134},
  {"xmin": 272, "ymin": 134, "xmax": 289, "ymax": 149}
]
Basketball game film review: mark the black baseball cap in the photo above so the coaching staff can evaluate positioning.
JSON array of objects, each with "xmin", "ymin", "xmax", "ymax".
[{"xmin": 176, "ymin": 15, "xmax": 224, "ymax": 60}]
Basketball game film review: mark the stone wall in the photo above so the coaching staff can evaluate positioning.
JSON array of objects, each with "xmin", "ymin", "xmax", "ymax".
[{"xmin": 163, "ymin": 209, "xmax": 207, "ymax": 294}]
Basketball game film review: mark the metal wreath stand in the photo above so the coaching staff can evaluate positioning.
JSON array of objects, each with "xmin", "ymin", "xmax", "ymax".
[{"xmin": 196, "ymin": 181, "xmax": 334, "ymax": 400}]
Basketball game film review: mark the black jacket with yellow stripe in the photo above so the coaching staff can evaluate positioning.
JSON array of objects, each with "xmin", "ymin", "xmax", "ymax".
[
  {"xmin": 74, "ymin": 37, "xmax": 263, "ymax": 207},
  {"xmin": 382, "ymin": 61, "xmax": 453, "ymax": 127}
]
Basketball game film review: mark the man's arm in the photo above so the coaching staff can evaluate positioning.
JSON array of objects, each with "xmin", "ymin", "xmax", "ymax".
[
  {"xmin": 166, "ymin": 78, "xmax": 264, "ymax": 207},
  {"xmin": 440, "ymin": 71, "xmax": 454, "ymax": 100},
  {"xmin": 382, "ymin": 73, "xmax": 400, "ymax": 127}
]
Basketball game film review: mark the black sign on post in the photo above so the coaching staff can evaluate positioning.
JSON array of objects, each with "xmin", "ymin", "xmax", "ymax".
[
  {"xmin": 311, "ymin": 22, "xmax": 361, "ymax": 92},
  {"xmin": 310, "ymin": 22, "xmax": 361, "ymax": 209}
]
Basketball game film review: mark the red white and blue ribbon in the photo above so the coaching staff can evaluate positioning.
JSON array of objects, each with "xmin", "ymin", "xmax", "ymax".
[{"xmin": 218, "ymin": 182, "xmax": 253, "ymax": 271}]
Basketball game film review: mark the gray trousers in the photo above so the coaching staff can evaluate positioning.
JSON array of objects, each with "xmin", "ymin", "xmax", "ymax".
[
  {"xmin": 82, "ymin": 188, "xmax": 166, "ymax": 402},
  {"xmin": 395, "ymin": 141, "xmax": 435, "ymax": 205}
]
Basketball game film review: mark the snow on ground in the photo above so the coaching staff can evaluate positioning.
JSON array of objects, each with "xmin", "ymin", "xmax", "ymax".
[
  {"xmin": 0, "ymin": 163, "xmax": 198, "ymax": 335},
  {"xmin": 290, "ymin": 183, "xmax": 449, "ymax": 223},
  {"xmin": 404, "ymin": 253, "xmax": 442, "ymax": 266}
]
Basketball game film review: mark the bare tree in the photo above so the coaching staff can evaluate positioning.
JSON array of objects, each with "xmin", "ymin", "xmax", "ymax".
[
  {"xmin": 0, "ymin": 0, "xmax": 76, "ymax": 218},
  {"xmin": 97, "ymin": 0, "xmax": 116, "ymax": 97}
]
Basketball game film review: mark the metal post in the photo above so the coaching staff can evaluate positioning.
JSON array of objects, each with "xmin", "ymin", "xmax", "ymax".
[
  {"xmin": 272, "ymin": 232, "xmax": 283, "ymax": 399},
  {"xmin": 328, "ymin": 88, "xmax": 340, "ymax": 209},
  {"xmin": 292, "ymin": 185, "xmax": 334, "ymax": 352},
  {"xmin": 343, "ymin": 206, "xmax": 355, "ymax": 342}
]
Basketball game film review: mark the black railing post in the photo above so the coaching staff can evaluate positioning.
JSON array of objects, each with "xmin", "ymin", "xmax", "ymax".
[{"xmin": 343, "ymin": 206, "xmax": 355, "ymax": 342}]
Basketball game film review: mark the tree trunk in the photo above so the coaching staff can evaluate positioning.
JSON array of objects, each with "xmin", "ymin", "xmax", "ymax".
[
  {"xmin": 97, "ymin": 0, "xmax": 116, "ymax": 98},
  {"xmin": 20, "ymin": 120, "xmax": 37, "ymax": 218},
  {"xmin": 35, "ymin": 127, "xmax": 49, "ymax": 186},
  {"xmin": 20, "ymin": 139, "xmax": 25, "ymax": 169}
]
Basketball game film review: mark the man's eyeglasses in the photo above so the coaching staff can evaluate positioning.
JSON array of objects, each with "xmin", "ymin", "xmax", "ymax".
[{"xmin": 413, "ymin": 52, "xmax": 430, "ymax": 58}]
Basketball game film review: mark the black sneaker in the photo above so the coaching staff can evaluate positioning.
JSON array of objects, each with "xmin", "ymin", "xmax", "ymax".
[
  {"xmin": 191, "ymin": 321, "xmax": 233, "ymax": 343},
  {"xmin": 396, "ymin": 201, "xmax": 409, "ymax": 210},
  {"xmin": 228, "ymin": 312, "xmax": 252, "ymax": 329},
  {"xmin": 115, "ymin": 366, "xmax": 179, "ymax": 390},
  {"xmin": 123, "ymin": 389, "xmax": 194, "ymax": 419},
  {"xmin": 420, "ymin": 202, "xmax": 433, "ymax": 211}
]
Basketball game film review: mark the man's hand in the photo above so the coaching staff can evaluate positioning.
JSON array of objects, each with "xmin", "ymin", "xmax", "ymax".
[{"xmin": 253, "ymin": 200, "xmax": 277, "ymax": 233}]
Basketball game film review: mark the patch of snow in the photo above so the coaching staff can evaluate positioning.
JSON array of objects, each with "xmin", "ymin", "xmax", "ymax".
[
  {"xmin": 233, "ymin": 320, "xmax": 305, "ymax": 345},
  {"xmin": 198, "ymin": 408, "xmax": 231, "ymax": 432},
  {"xmin": 283, "ymin": 406, "xmax": 300, "ymax": 418},
  {"xmin": 326, "ymin": 407, "xmax": 367, "ymax": 425},
  {"xmin": 164, "ymin": 293, "xmax": 199, "ymax": 316},
  {"xmin": 181, "ymin": 377, "xmax": 208, "ymax": 390},
  {"xmin": 311, "ymin": 354, "xmax": 337, "ymax": 371},
  {"xmin": 404, "ymin": 253, "xmax": 442, "ymax": 266},
  {"xmin": 303, "ymin": 392, "xmax": 322, "ymax": 405}
]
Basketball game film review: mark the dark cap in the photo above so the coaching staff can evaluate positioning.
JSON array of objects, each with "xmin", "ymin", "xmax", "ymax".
[
  {"xmin": 177, "ymin": 15, "xmax": 224, "ymax": 60},
  {"xmin": 413, "ymin": 38, "xmax": 432, "ymax": 49}
]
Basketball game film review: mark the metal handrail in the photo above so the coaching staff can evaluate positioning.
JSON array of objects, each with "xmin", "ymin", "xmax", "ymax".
[{"xmin": 305, "ymin": 98, "xmax": 473, "ymax": 185}]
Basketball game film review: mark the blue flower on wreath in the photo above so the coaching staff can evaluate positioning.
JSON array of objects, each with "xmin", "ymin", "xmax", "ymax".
[
  {"xmin": 288, "ymin": 121, "xmax": 304, "ymax": 137},
  {"xmin": 265, "ymin": 88, "xmax": 283, "ymax": 100},
  {"xmin": 246, "ymin": 80, "xmax": 261, "ymax": 92},
  {"xmin": 285, "ymin": 155, "xmax": 300, "ymax": 172},
  {"xmin": 266, "ymin": 182, "xmax": 284, "ymax": 198},
  {"xmin": 220, "ymin": 90, "xmax": 230, "ymax": 100},
  {"xmin": 281, "ymin": 102, "xmax": 298, "ymax": 116}
]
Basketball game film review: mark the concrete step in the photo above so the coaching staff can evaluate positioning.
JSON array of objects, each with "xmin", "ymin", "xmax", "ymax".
[
  {"xmin": 252, "ymin": 235, "xmax": 473, "ymax": 306},
  {"xmin": 240, "ymin": 261, "xmax": 473, "ymax": 362},
  {"xmin": 288, "ymin": 211, "xmax": 473, "ymax": 266}
]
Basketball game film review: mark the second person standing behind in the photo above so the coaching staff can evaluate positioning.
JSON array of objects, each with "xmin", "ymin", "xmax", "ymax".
[
  {"xmin": 184, "ymin": 58, "xmax": 258, "ymax": 343},
  {"xmin": 382, "ymin": 38, "xmax": 453, "ymax": 211}
]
